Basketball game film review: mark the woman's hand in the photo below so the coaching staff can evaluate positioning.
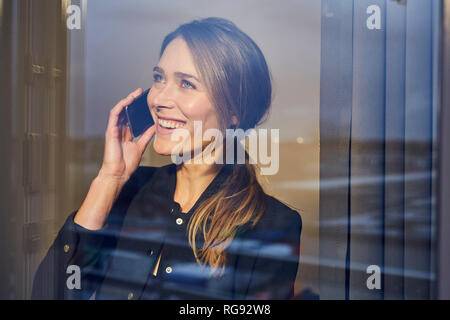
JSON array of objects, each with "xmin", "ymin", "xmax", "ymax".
[
  {"xmin": 74, "ymin": 88, "xmax": 156, "ymax": 230},
  {"xmin": 98, "ymin": 88, "xmax": 156, "ymax": 186}
]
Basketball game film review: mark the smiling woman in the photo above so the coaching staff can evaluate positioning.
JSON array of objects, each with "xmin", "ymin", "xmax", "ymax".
[
  {"xmin": 149, "ymin": 37, "xmax": 225, "ymax": 157},
  {"xmin": 31, "ymin": 17, "xmax": 302, "ymax": 300}
]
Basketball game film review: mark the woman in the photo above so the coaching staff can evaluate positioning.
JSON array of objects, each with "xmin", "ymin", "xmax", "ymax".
[{"xmin": 32, "ymin": 17, "xmax": 302, "ymax": 300}]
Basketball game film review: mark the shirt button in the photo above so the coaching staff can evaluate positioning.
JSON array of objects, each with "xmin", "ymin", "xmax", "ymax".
[
  {"xmin": 165, "ymin": 266, "xmax": 172, "ymax": 274},
  {"xmin": 63, "ymin": 244, "xmax": 69, "ymax": 253},
  {"xmin": 128, "ymin": 292, "xmax": 134, "ymax": 300},
  {"xmin": 176, "ymin": 218, "xmax": 183, "ymax": 225}
]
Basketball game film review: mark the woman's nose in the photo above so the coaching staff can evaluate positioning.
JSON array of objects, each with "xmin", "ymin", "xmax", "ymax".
[{"xmin": 152, "ymin": 83, "xmax": 178, "ymax": 108}]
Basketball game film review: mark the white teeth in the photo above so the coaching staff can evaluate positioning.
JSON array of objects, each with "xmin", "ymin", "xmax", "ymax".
[{"xmin": 158, "ymin": 118, "xmax": 184, "ymax": 129}]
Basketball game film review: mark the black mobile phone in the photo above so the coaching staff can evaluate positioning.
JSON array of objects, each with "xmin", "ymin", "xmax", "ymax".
[{"xmin": 118, "ymin": 88, "xmax": 154, "ymax": 138}]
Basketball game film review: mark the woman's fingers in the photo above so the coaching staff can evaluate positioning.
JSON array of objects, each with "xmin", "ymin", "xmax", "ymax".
[
  {"xmin": 106, "ymin": 88, "xmax": 143, "ymax": 135},
  {"xmin": 128, "ymin": 87, "xmax": 143, "ymax": 100},
  {"xmin": 123, "ymin": 125, "xmax": 133, "ymax": 142},
  {"xmin": 136, "ymin": 124, "xmax": 156, "ymax": 153},
  {"xmin": 106, "ymin": 97, "xmax": 133, "ymax": 135}
]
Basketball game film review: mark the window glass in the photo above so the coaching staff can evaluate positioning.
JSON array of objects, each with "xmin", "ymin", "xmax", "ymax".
[{"xmin": 0, "ymin": 0, "xmax": 445, "ymax": 300}]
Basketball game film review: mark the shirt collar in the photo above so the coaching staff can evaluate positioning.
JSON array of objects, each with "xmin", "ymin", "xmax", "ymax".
[{"xmin": 149, "ymin": 163, "xmax": 235, "ymax": 215}]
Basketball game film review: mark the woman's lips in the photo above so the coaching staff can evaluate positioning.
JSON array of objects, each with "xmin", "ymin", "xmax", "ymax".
[
  {"xmin": 156, "ymin": 115, "xmax": 186, "ymax": 135},
  {"xmin": 157, "ymin": 115, "xmax": 186, "ymax": 124}
]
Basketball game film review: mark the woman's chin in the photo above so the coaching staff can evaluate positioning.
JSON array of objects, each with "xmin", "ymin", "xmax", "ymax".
[{"xmin": 152, "ymin": 138, "xmax": 178, "ymax": 156}]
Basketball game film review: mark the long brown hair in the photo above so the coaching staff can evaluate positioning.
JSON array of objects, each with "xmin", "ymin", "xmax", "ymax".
[{"xmin": 160, "ymin": 17, "xmax": 273, "ymax": 275}]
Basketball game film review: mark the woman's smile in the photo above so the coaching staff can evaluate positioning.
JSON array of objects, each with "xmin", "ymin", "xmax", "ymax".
[{"xmin": 155, "ymin": 114, "xmax": 187, "ymax": 135}]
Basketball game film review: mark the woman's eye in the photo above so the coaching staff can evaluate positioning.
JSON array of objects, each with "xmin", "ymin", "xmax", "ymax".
[
  {"xmin": 153, "ymin": 74, "xmax": 163, "ymax": 82},
  {"xmin": 181, "ymin": 80, "xmax": 195, "ymax": 89}
]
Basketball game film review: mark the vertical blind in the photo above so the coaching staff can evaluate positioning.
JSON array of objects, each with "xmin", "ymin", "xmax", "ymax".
[{"xmin": 319, "ymin": 0, "xmax": 440, "ymax": 299}]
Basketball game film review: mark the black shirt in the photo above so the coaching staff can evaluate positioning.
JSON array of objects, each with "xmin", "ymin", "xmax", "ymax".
[{"xmin": 32, "ymin": 163, "xmax": 302, "ymax": 300}]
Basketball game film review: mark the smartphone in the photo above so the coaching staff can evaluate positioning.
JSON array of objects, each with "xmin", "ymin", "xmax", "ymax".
[{"xmin": 118, "ymin": 88, "xmax": 154, "ymax": 138}]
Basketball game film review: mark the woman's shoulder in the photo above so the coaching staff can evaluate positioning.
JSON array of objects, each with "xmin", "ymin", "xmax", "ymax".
[
  {"xmin": 126, "ymin": 164, "xmax": 175, "ymax": 185},
  {"xmin": 125, "ymin": 165, "xmax": 159, "ymax": 186},
  {"xmin": 261, "ymin": 194, "xmax": 302, "ymax": 229},
  {"xmin": 238, "ymin": 193, "xmax": 302, "ymax": 242},
  {"xmin": 132, "ymin": 165, "xmax": 160, "ymax": 177},
  {"xmin": 119, "ymin": 165, "xmax": 166, "ymax": 196}
]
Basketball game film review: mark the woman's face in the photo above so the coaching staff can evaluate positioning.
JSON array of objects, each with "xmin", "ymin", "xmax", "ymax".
[{"xmin": 148, "ymin": 37, "xmax": 220, "ymax": 157}]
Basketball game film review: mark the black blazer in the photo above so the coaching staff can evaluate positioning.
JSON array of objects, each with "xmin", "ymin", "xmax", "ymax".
[{"xmin": 32, "ymin": 163, "xmax": 302, "ymax": 300}]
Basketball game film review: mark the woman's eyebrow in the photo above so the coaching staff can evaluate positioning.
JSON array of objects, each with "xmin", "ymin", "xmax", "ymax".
[
  {"xmin": 153, "ymin": 66, "xmax": 164, "ymax": 74},
  {"xmin": 174, "ymin": 71, "xmax": 201, "ymax": 83},
  {"xmin": 153, "ymin": 66, "xmax": 200, "ymax": 83}
]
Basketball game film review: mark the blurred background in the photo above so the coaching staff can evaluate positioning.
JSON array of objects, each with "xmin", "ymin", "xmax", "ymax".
[{"xmin": 1, "ymin": 0, "xmax": 449, "ymax": 300}]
